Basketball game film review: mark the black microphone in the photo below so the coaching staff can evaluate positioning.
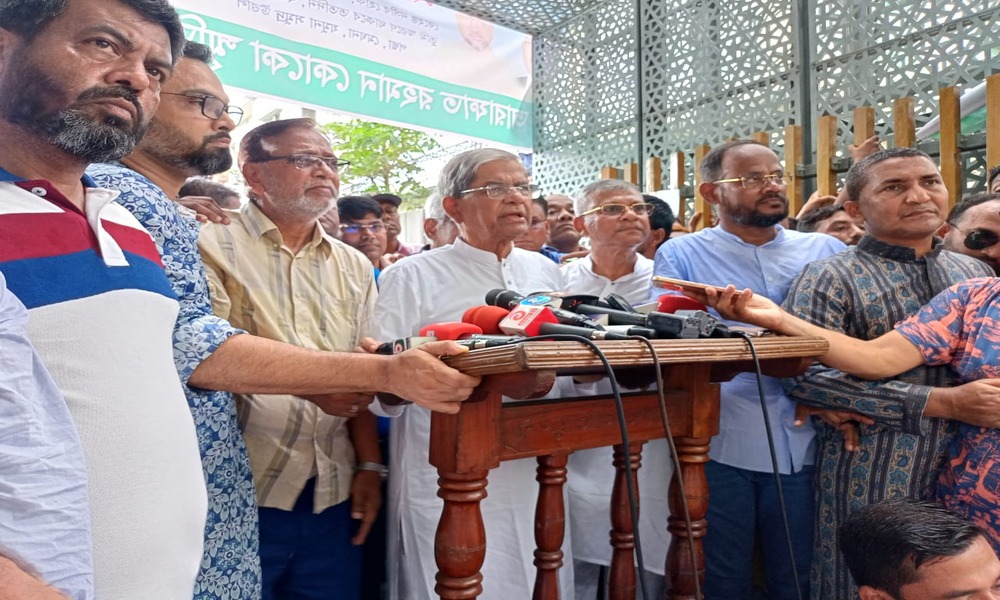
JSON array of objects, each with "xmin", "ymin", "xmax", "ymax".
[
  {"xmin": 485, "ymin": 289, "xmax": 605, "ymax": 330},
  {"xmin": 569, "ymin": 303, "xmax": 702, "ymax": 339}
]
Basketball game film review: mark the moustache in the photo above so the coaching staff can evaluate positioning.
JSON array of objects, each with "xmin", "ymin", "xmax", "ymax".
[
  {"xmin": 75, "ymin": 86, "xmax": 143, "ymax": 123},
  {"xmin": 203, "ymin": 132, "xmax": 232, "ymax": 145},
  {"xmin": 757, "ymin": 194, "xmax": 788, "ymax": 205}
]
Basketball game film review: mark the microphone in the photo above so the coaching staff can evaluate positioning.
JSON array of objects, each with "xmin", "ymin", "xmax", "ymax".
[
  {"xmin": 420, "ymin": 322, "xmax": 482, "ymax": 339},
  {"xmin": 656, "ymin": 295, "xmax": 733, "ymax": 338},
  {"xmin": 462, "ymin": 305, "xmax": 512, "ymax": 335},
  {"xmin": 458, "ymin": 335, "xmax": 524, "ymax": 349},
  {"xmin": 374, "ymin": 336, "xmax": 437, "ymax": 355},
  {"xmin": 485, "ymin": 289, "xmax": 604, "ymax": 330},
  {"xmin": 568, "ymin": 302, "xmax": 702, "ymax": 339},
  {"xmin": 498, "ymin": 305, "xmax": 634, "ymax": 340}
]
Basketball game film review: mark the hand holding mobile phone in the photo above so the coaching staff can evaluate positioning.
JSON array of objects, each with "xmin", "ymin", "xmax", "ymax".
[{"xmin": 651, "ymin": 276, "xmax": 742, "ymax": 297}]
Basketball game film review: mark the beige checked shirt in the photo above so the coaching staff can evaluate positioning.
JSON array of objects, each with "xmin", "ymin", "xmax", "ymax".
[{"xmin": 199, "ymin": 201, "xmax": 377, "ymax": 512}]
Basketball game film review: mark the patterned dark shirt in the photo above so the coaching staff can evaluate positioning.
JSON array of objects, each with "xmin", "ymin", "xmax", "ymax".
[
  {"xmin": 88, "ymin": 163, "xmax": 261, "ymax": 600},
  {"xmin": 782, "ymin": 236, "xmax": 991, "ymax": 600},
  {"xmin": 897, "ymin": 278, "xmax": 1000, "ymax": 554}
]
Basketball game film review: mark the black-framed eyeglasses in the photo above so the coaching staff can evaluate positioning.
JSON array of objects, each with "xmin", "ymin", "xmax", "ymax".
[
  {"xmin": 711, "ymin": 173, "xmax": 789, "ymax": 190},
  {"xmin": 339, "ymin": 222, "xmax": 385, "ymax": 235},
  {"xmin": 161, "ymin": 92, "xmax": 244, "ymax": 126},
  {"xmin": 951, "ymin": 224, "xmax": 1000, "ymax": 250},
  {"xmin": 580, "ymin": 202, "xmax": 656, "ymax": 217},
  {"xmin": 253, "ymin": 155, "xmax": 350, "ymax": 173},
  {"xmin": 459, "ymin": 183, "xmax": 540, "ymax": 200}
]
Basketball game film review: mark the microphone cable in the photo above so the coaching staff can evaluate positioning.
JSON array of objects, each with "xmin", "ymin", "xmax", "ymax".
[
  {"xmin": 732, "ymin": 329, "xmax": 804, "ymax": 600},
  {"xmin": 628, "ymin": 335, "xmax": 702, "ymax": 600},
  {"xmin": 517, "ymin": 333, "xmax": 652, "ymax": 600}
]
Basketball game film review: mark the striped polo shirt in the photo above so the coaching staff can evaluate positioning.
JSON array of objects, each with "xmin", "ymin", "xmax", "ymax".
[{"xmin": 0, "ymin": 170, "xmax": 206, "ymax": 600}]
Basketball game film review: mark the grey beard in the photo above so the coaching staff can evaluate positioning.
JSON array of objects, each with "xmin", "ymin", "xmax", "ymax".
[{"xmin": 46, "ymin": 110, "xmax": 140, "ymax": 163}]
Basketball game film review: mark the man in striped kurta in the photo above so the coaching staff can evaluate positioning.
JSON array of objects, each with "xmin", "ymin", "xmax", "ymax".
[
  {"xmin": 199, "ymin": 118, "xmax": 382, "ymax": 600},
  {"xmin": 782, "ymin": 148, "xmax": 993, "ymax": 599}
]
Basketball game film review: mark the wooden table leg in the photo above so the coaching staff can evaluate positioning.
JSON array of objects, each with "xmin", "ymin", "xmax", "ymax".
[
  {"xmin": 435, "ymin": 470, "xmax": 490, "ymax": 600},
  {"xmin": 609, "ymin": 442, "xmax": 643, "ymax": 600},
  {"xmin": 533, "ymin": 453, "xmax": 567, "ymax": 600},
  {"xmin": 666, "ymin": 436, "xmax": 709, "ymax": 600}
]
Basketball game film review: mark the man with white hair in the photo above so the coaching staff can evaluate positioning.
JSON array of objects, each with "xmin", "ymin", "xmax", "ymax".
[
  {"xmin": 421, "ymin": 188, "xmax": 459, "ymax": 250},
  {"xmin": 375, "ymin": 148, "xmax": 571, "ymax": 598},
  {"xmin": 562, "ymin": 179, "xmax": 670, "ymax": 599}
]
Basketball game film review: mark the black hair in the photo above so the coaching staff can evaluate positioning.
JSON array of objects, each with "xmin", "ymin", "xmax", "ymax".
[
  {"xmin": 178, "ymin": 179, "xmax": 238, "ymax": 206},
  {"xmin": 337, "ymin": 195, "xmax": 382, "ymax": 222},
  {"xmin": 0, "ymin": 0, "xmax": 185, "ymax": 63},
  {"xmin": 844, "ymin": 147, "xmax": 933, "ymax": 204},
  {"xmin": 797, "ymin": 204, "xmax": 845, "ymax": 233},
  {"xmin": 181, "ymin": 40, "xmax": 212, "ymax": 64},
  {"xmin": 532, "ymin": 196, "xmax": 548, "ymax": 213},
  {"xmin": 946, "ymin": 192, "xmax": 1000, "ymax": 225},
  {"xmin": 642, "ymin": 195, "xmax": 675, "ymax": 233},
  {"xmin": 838, "ymin": 498, "xmax": 985, "ymax": 597},
  {"xmin": 700, "ymin": 140, "xmax": 766, "ymax": 182}
]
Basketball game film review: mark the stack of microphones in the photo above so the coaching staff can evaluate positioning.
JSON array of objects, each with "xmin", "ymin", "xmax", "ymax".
[{"xmin": 376, "ymin": 289, "xmax": 732, "ymax": 354}]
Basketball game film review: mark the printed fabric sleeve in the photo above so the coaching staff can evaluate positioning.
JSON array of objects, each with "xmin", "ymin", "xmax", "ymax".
[
  {"xmin": 895, "ymin": 282, "xmax": 972, "ymax": 367},
  {"xmin": 782, "ymin": 262, "xmax": 932, "ymax": 434}
]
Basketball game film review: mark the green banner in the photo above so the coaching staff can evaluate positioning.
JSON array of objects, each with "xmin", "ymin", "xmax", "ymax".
[{"xmin": 179, "ymin": 10, "xmax": 533, "ymax": 148}]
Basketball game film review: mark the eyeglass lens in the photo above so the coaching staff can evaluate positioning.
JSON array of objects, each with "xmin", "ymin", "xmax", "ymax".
[
  {"xmin": 341, "ymin": 223, "xmax": 383, "ymax": 234},
  {"xmin": 202, "ymin": 96, "xmax": 243, "ymax": 124},
  {"xmin": 964, "ymin": 229, "xmax": 1000, "ymax": 250},
  {"xmin": 599, "ymin": 203, "xmax": 653, "ymax": 216}
]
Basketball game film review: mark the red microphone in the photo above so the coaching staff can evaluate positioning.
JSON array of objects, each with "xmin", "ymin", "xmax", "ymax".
[
  {"xmin": 656, "ymin": 294, "xmax": 708, "ymax": 314},
  {"xmin": 419, "ymin": 322, "xmax": 483, "ymax": 339},
  {"xmin": 462, "ymin": 305, "xmax": 511, "ymax": 334},
  {"xmin": 499, "ymin": 305, "xmax": 560, "ymax": 336}
]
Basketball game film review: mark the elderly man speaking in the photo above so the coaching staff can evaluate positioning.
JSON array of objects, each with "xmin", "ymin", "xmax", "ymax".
[{"xmin": 374, "ymin": 149, "xmax": 570, "ymax": 598}]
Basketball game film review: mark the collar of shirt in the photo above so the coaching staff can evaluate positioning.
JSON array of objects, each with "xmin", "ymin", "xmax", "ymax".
[
  {"xmin": 708, "ymin": 223, "xmax": 788, "ymax": 247},
  {"xmin": 240, "ymin": 200, "xmax": 333, "ymax": 258},
  {"xmin": 452, "ymin": 236, "xmax": 516, "ymax": 265},
  {"xmin": 857, "ymin": 234, "xmax": 943, "ymax": 262},
  {"xmin": 0, "ymin": 165, "xmax": 99, "ymax": 188}
]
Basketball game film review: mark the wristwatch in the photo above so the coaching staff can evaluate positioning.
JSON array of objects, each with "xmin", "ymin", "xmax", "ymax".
[{"xmin": 356, "ymin": 461, "xmax": 388, "ymax": 480}]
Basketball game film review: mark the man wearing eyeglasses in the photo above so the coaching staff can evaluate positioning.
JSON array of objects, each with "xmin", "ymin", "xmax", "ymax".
[
  {"xmin": 649, "ymin": 140, "xmax": 845, "ymax": 600},
  {"xmin": 196, "ymin": 118, "xmax": 464, "ymax": 600},
  {"xmin": 941, "ymin": 192, "xmax": 1000, "ymax": 275},
  {"xmin": 338, "ymin": 195, "xmax": 389, "ymax": 273},
  {"xmin": 561, "ymin": 180, "xmax": 672, "ymax": 599},
  {"xmin": 782, "ymin": 147, "xmax": 994, "ymax": 600},
  {"xmin": 374, "ymin": 148, "xmax": 571, "ymax": 599},
  {"xmin": 85, "ymin": 40, "xmax": 258, "ymax": 598}
]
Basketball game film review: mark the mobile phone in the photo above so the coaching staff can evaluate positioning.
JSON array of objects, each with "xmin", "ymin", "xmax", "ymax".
[{"xmin": 651, "ymin": 276, "xmax": 742, "ymax": 297}]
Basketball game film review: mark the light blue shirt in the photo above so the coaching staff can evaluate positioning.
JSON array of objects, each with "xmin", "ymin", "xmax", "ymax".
[
  {"xmin": 650, "ymin": 225, "xmax": 845, "ymax": 473},
  {"xmin": 0, "ymin": 271, "xmax": 93, "ymax": 599}
]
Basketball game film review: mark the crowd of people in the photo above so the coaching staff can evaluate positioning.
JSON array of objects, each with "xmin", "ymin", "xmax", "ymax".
[{"xmin": 4, "ymin": 1, "xmax": 1000, "ymax": 600}]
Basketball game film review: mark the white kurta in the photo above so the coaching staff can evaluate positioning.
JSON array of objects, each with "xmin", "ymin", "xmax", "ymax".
[
  {"xmin": 375, "ymin": 239, "xmax": 571, "ymax": 599},
  {"xmin": 561, "ymin": 255, "xmax": 674, "ymax": 576}
]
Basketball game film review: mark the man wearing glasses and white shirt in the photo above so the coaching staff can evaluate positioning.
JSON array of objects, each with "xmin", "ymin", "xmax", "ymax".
[
  {"xmin": 374, "ymin": 148, "xmax": 571, "ymax": 599},
  {"xmin": 561, "ymin": 179, "xmax": 672, "ymax": 599},
  {"xmin": 649, "ymin": 140, "xmax": 844, "ymax": 600}
]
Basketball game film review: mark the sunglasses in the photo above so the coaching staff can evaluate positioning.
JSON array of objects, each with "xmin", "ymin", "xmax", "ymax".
[{"xmin": 952, "ymin": 224, "xmax": 1000, "ymax": 250}]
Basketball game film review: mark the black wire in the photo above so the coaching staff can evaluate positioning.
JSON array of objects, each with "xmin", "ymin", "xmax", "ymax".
[
  {"xmin": 518, "ymin": 334, "xmax": 651, "ymax": 600},
  {"xmin": 628, "ymin": 335, "xmax": 702, "ymax": 600},
  {"xmin": 732, "ymin": 330, "xmax": 804, "ymax": 600}
]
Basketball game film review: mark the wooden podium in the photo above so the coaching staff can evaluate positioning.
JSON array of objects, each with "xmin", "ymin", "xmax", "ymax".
[{"xmin": 429, "ymin": 335, "xmax": 827, "ymax": 600}]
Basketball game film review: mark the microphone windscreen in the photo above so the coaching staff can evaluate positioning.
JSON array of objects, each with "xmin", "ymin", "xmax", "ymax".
[
  {"xmin": 657, "ymin": 294, "xmax": 708, "ymax": 314},
  {"xmin": 463, "ymin": 305, "xmax": 511, "ymax": 334},
  {"xmin": 419, "ymin": 322, "xmax": 483, "ymax": 340}
]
